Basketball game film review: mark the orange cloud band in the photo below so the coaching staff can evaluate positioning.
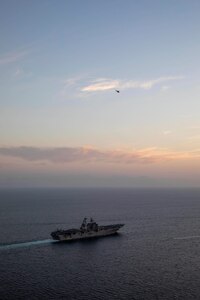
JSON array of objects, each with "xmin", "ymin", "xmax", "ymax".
[{"xmin": 0, "ymin": 146, "xmax": 199, "ymax": 165}]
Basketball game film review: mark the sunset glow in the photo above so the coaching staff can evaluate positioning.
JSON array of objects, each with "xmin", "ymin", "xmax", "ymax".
[{"xmin": 1, "ymin": 1, "xmax": 200, "ymax": 187}]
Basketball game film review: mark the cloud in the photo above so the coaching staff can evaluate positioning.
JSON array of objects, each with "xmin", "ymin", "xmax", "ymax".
[
  {"xmin": 81, "ymin": 76, "xmax": 184, "ymax": 92},
  {"xmin": 82, "ymin": 79, "xmax": 120, "ymax": 92},
  {"xmin": 59, "ymin": 75, "xmax": 184, "ymax": 99},
  {"xmin": 163, "ymin": 130, "xmax": 171, "ymax": 135},
  {"xmin": 59, "ymin": 75, "xmax": 89, "ymax": 98},
  {"xmin": 0, "ymin": 146, "xmax": 199, "ymax": 165},
  {"xmin": 0, "ymin": 50, "xmax": 28, "ymax": 65}
]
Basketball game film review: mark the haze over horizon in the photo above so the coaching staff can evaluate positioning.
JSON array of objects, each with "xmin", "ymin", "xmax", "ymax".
[{"xmin": 1, "ymin": 0, "xmax": 200, "ymax": 188}]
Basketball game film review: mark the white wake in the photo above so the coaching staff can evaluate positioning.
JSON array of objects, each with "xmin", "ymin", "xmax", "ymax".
[{"xmin": 0, "ymin": 239, "xmax": 57, "ymax": 250}]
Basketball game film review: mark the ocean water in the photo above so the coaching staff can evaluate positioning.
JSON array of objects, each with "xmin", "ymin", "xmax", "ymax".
[{"xmin": 1, "ymin": 188, "xmax": 200, "ymax": 300}]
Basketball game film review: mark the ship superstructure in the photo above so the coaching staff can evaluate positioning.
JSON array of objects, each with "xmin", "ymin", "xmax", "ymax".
[{"xmin": 51, "ymin": 218, "xmax": 124, "ymax": 241}]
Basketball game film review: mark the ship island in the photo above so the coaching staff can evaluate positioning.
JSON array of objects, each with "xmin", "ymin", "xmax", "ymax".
[{"xmin": 51, "ymin": 217, "xmax": 124, "ymax": 241}]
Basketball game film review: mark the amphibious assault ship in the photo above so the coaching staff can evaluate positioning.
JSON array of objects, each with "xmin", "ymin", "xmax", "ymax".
[{"xmin": 51, "ymin": 218, "xmax": 124, "ymax": 241}]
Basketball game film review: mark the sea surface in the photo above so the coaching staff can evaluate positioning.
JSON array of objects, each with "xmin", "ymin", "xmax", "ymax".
[{"xmin": 1, "ymin": 188, "xmax": 200, "ymax": 300}]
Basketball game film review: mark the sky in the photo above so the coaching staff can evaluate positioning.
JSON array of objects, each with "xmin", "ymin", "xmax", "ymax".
[{"xmin": 1, "ymin": 0, "xmax": 200, "ymax": 188}]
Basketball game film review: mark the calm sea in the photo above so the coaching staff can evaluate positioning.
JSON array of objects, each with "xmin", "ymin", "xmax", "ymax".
[{"xmin": 1, "ymin": 188, "xmax": 200, "ymax": 300}]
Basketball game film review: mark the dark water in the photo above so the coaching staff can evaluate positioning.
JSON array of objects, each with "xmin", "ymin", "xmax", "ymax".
[{"xmin": 1, "ymin": 188, "xmax": 200, "ymax": 300}]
